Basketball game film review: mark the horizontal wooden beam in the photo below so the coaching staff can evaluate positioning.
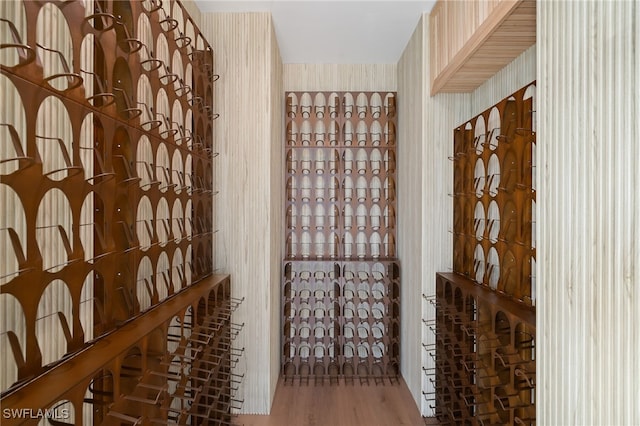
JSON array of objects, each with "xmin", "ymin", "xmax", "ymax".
[
  {"xmin": 430, "ymin": 0, "xmax": 536, "ymax": 95},
  {"xmin": 436, "ymin": 272, "xmax": 535, "ymax": 326}
]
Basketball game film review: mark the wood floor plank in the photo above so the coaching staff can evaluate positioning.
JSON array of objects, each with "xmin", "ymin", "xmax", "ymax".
[{"xmin": 234, "ymin": 377, "xmax": 426, "ymax": 426}]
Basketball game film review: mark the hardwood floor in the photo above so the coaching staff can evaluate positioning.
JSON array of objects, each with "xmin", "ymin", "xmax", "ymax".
[{"xmin": 234, "ymin": 377, "xmax": 428, "ymax": 426}]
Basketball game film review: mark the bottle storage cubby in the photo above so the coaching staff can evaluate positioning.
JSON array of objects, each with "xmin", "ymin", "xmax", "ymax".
[
  {"xmin": 282, "ymin": 260, "xmax": 400, "ymax": 384},
  {"xmin": 451, "ymin": 83, "xmax": 536, "ymax": 305},
  {"xmin": 285, "ymin": 91, "xmax": 397, "ymax": 260},
  {"xmin": 104, "ymin": 278, "xmax": 244, "ymax": 426},
  {"xmin": 283, "ymin": 92, "xmax": 400, "ymax": 384},
  {"xmin": 1, "ymin": 1, "xmax": 239, "ymax": 423},
  {"xmin": 424, "ymin": 273, "xmax": 535, "ymax": 425}
]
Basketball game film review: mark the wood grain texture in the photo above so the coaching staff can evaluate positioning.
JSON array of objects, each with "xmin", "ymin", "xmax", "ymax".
[
  {"xmin": 420, "ymin": 81, "xmax": 469, "ymax": 418},
  {"xmin": 396, "ymin": 15, "xmax": 427, "ymax": 417},
  {"xmin": 234, "ymin": 377, "xmax": 423, "ymax": 426},
  {"xmin": 269, "ymin": 20, "xmax": 285, "ymax": 402},
  {"xmin": 470, "ymin": 44, "xmax": 535, "ymax": 116},
  {"xmin": 537, "ymin": 1, "xmax": 640, "ymax": 423},
  {"xmin": 284, "ymin": 64, "xmax": 396, "ymax": 92},
  {"xmin": 397, "ymin": 15, "xmax": 470, "ymax": 417},
  {"xmin": 429, "ymin": 0, "xmax": 535, "ymax": 94},
  {"xmin": 200, "ymin": 12, "xmax": 283, "ymax": 414}
]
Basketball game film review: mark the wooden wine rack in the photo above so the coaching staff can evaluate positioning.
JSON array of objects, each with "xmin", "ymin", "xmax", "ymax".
[
  {"xmin": 283, "ymin": 92, "xmax": 400, "ymax": 383},
  {"xmin": 1, "ymin": 275, "xmax": 243, "ymax": 426},
  {"xmin": 451, "ymin": 83, "xmax": 536, "ymax": 304},
  {"xmin": 285, "ymin": 91, "xmax": 397, "ymax": 260},
  {"xmin": 1, "ymin": 1, "xmax": 241, "ymax": 424},
  {"xmin": 425, "ymin": 274, "xmax": 535, "ymax": 425},
  {"xmin": 282, "ymin": 259, "xmax": 400, "ymax": 384},
  {"xmin": 424, "ymin": 83, "xmax": 536, "ymax": 425}
]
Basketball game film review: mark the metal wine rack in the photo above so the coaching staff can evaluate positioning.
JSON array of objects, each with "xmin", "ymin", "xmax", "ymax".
[{"xmin": 285, "ymin": 91, "xmax": 397, "ymax": 260}]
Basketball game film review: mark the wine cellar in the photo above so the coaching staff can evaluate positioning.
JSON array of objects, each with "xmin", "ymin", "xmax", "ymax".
[
  {"xmin": 2, "ymin": 0, "xmax": 637, "ymax": 424},
  {"xmin": 282, "ymin": 91, "xmax": 401, "ymax": 383}
]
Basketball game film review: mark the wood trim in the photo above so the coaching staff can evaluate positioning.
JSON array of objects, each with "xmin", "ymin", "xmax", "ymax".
[
  {"xmin": 430, "ymin": 0, "xmax": 536, "ymax": 95},
  {"xmin": 437, "ymin": 272, "xmax": 535, "ymax": 326}
]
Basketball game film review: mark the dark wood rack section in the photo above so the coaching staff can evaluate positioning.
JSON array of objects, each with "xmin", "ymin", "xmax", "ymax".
[
  {"xmin": 283, "ymin": 92, "xmax": 400, "ymax": 383},
  {"xmin": 450, "ymin": 83, "xmax": 536, "ymax": 305},
  {"xmin": 424, "ymin": 83, "xmax": 536, "ymax": 424},
  {"xmin": 285, "ymin": 91, "xmax": 397, "ymax": 260},
  {"xmin": 425, "ymin": 274, "xmax": 535, "ymax": 425},
  {"xmin": 282, "ymin": 259, "xmax": 400, "ymax": 384},
  {"xmin": 1, "ymin": 0, "xmax": 239, "ymax": 423}
]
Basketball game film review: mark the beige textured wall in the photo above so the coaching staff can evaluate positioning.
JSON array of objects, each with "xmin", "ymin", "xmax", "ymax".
[
  {"xmin": 284, "ymin": 64, "xmax": 396, "ymax": 92},
  {"xmin": 200, "ymin": 12, "xmax": 283, "ymax": 414},
  {"xmin": 471, "ymin": 44, "xmax": 536, "ymax": 116},
  {"xmin": 421, "ymin": 17, "xmax": 471, "ymax": 417},
  {"xmin": 398, "ymin": 15, "xmax": 471, "ymax": 415},
  {"xmin": 420, "ymin": 65, "xmax": 471, "ymax": 420},
  {"xmin": 398, "ymin": 15, "xmax": 470, "ymax": 415},
  {"xmin": 268, "ymin": 21, "xmax": 285, "ymax": 402},
  {"xmin": 397, "ymin": 15, "xmax": 427, "ymax": 415},
  {"xmin": 537, "ymin": 1, "xmax": 640, "ymax": 423}
]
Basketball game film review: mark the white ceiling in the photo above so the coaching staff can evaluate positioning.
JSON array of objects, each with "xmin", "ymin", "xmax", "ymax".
[{"xmin": 194, "ymin": 1, "xmax": 436, "ymax": 64}]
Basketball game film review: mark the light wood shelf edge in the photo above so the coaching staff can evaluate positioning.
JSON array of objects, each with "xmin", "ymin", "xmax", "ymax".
[{"xmin": 430, "ymin": 0, "xmax": 535, "ymax": 95}]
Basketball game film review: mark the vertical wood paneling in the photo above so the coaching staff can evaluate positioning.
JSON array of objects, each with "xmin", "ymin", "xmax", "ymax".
[
  {"xmin": 418, "ymin": 93, "xmax": 461, "ymax": 409},
  {"xmin": 421, "ymin": 39, "xmax": 471, "ymax": 419},
  {"xmin": 538, "ymin": 1, "xmax": 640, "ymax": 423},
  {"xmin": 268, "ymin": 21, "xmax": 284, "ymax": 401},
  {"xmin": 398, "ymin": 15, "xmax": 471, "ymax": 416},
  {"xmin": 470, "ymin": 44, "xmax": 536, "ymax": 115},
  {"xmin": 201, "ymin": 12, "xmax": 282, "ymax": 414},
  {"xmin": 397, "ymin": 16, "xmax": 426, "ymax": 416},
  {"xmin": 283, "ymin": 64, "xmax": 396, "ymax": 92}
]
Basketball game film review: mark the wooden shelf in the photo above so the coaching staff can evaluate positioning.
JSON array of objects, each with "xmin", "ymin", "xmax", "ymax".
[{"xmin": 430, "ymin": 0, "xmax": 536, "ymax": 95}]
